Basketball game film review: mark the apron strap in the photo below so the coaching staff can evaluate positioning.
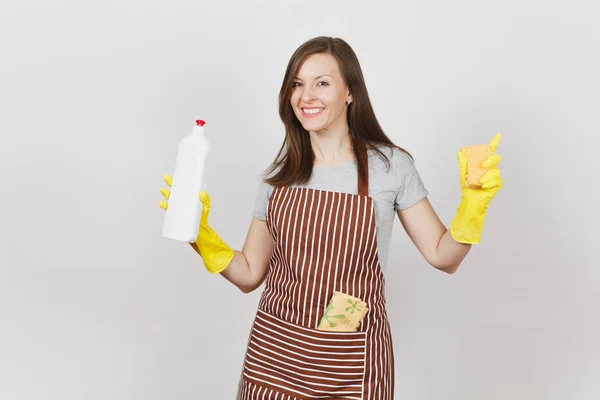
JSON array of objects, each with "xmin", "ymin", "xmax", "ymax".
[{"xmin": 357, "ymin": 145, "xmax": 369, "ymax": 197}]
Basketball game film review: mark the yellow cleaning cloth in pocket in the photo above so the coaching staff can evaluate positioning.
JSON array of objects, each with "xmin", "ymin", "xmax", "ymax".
[{"xmin": 317, "ymin": 291, "xmax": 369, "ymax": 332}]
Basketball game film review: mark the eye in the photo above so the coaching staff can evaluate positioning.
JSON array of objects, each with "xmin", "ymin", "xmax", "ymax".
[
  {"xmin": 317, "ymin": 81, "xmax": 329, "ymax": 86},
  {"xmin": 292, "ymin": 82, "xmax": 302, "ymax": 87}
]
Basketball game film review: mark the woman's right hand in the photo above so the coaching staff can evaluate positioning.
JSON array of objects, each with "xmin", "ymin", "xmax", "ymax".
[
  {"xmin": 159, "ymin": 174, "xmax": 235, "ymax": 274},
  {"xmin": 158, "ymin": 174, "xmax": 173, "ymax": 212},
  {"xmin": 158, "ymin": 174, "xmax": 274, "ymax": 293}
]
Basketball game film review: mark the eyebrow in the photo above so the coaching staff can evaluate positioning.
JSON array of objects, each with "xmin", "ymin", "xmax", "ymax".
[{"xmin": 294, "ymin": 74, "xmax": 332, "ymax": 81}]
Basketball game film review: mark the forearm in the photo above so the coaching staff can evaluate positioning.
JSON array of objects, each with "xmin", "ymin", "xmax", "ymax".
[
  {"xmin": 218, "ymin": 251, "xmax": 264, "ymax": 293},
  {"xmin": 433, "ymin": 229, "xmax": 472, "ymax": 274}
]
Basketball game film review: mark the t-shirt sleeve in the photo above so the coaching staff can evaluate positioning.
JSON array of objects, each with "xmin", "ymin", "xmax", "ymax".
[
  {"xmin": 252, "ymin": 179, "xmax": 273, "ymax": 221},
  {"xmin": 393, "ymin": 149, "xmax": 429, "ymax": 210}
]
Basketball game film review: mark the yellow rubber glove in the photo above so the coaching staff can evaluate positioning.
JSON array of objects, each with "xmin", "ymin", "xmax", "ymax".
[
  {"xmin": 159, "ymin": 174, "xmax": 235, "ymax": 274},
  {"xmin": 449, "ymin": 134, "xmax": 503, "ymax": 244}
]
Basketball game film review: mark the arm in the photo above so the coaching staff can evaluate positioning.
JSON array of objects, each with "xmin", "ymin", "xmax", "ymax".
[
  {"xmin": 396, "ymin": 197, "xmax": 471, "ymax": 274},
  {"xmin": 160, "ymin": 175, "xmax": 273, "ymax": 293},
  {"xmin": 396, "ymin": 133, "xmax": 504, "ymax": 274},
  {"xmin": 219, "ymin": 218, "xmax": 274, "ymax": 293}
]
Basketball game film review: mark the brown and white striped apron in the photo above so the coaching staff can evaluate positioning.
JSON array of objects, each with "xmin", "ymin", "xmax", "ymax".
[{"xmin": 237, "ymin": 155, "xmax": 394, "ymax": 399}]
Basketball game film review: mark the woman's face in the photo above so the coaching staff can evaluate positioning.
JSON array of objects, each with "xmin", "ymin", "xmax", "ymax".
[{"xmin": 290, "ymin": 53, "xmax": 352, "ymax": 134}]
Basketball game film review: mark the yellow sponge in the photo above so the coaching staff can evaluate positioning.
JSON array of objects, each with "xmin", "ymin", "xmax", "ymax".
[{"xmin": 460, "ymin": 144, "xmax": 490, "ymax": 189}]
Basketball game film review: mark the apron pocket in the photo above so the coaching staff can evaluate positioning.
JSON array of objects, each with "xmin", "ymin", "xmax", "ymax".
[
  {"xmin": 317, "ymin": 291, "xmax": 369, "ymax": 332},
  {"xmin": 242, "ymin": 308, "xmax": 367, "ymax": 400}
]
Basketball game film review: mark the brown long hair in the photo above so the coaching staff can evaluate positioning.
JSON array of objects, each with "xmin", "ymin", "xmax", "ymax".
[{"xmin": 264, "ymin": 36, "xmax": 413, "ymax": 187}]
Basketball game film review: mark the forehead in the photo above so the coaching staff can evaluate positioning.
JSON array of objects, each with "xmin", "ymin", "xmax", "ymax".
[{"xmin": 296, "ymin": 53, "xmax": 341, "ymax": 79}]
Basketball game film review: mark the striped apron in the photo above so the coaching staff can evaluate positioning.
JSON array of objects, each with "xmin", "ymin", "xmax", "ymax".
[{"xmin": 237, "ymin": 154, "xmax": 394, "ymax": 399}]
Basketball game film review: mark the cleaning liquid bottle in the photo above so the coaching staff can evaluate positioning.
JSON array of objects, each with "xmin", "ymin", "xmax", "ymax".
[{"xmin": 162, "ymin": 119, "xmax": 211, "ymax": 242}]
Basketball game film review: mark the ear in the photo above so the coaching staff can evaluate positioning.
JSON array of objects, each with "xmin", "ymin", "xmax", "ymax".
[{"xmin": 347, "ymin": 93, "xmax": 353, "ymax": 105}]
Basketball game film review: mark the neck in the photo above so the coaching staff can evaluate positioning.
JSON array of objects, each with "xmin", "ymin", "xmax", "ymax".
[{"xmin": 309, "ymin": 125, "xmax": 353, "ymax": 167}]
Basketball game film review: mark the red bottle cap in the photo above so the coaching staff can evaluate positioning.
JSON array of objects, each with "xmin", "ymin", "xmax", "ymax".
[{"xmin": 196, "ymin": 119, "xmax": 205, "ymax": 126}]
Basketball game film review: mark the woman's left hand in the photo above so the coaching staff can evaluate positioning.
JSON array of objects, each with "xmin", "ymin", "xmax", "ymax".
[{"xmin": 450, "ymin": 133, "xmax": 503, "ymax": 244}]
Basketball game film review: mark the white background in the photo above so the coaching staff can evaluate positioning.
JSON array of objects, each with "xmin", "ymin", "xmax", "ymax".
[{"xmin": 1, "ymin": 0, "xmax": 598, "ymax": 399}]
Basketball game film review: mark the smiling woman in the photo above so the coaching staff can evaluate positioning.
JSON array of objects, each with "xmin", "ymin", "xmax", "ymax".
[
  {"xmin": 291, "ymin": 56, "xmax": 349, "ymax": 132},
  {"xmin": 158, "ymin": 35, "xmax": 504, "ymax": 400},
  {"xmin": 265, "ymin": 37, "xmax": 415, "ymax": 188}
]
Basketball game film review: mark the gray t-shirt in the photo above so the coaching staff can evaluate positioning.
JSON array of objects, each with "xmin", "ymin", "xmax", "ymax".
[{"xmin": 252, "ymin": 145, "xmax": 429, "ymax": 274}]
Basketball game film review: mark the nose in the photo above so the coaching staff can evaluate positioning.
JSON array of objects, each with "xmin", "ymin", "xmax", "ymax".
[{"xmin": 301, "ymin": 85, "xmax": 316, "ymax": 103}]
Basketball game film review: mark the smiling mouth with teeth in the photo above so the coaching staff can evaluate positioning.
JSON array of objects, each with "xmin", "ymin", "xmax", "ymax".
[{"xmin": 302, "ymin": 108, "xmax": 324, "ymax": 116}]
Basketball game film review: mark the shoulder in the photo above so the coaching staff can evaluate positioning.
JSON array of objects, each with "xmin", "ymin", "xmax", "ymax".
[
  {"xmin": 256, "ymin": 175, "xmax": 276, "ymax": 198},
  {"xmin": 367, "ymin": 143, "xmax": 416, "ymax": 173},
  {"xmin": 252, "ymin": 175, "xmax": 276, "ymax": 221}
]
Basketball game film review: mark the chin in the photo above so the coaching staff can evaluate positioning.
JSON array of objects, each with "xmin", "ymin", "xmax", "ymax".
[
  {"xmin": 301, "ymin": 122, "xmax": 327, "ymax": 132},
  {"xmin": 293, "ymin": 109, "xmax": 328, "ymax": 132},
  {"xmin": 297, "ymin": 116, "xmax": 329, "ymax": 133}
]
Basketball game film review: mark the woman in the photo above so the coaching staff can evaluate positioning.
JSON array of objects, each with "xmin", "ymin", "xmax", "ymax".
[{"xmin": 159, "ymin": 36, "xmax": 502, "ymax": 399}]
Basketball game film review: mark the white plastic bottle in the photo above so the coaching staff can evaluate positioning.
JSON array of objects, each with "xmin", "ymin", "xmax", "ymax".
[{"xmin": 162, "ymin": 119, "xmax": 211, "ymax": 242}]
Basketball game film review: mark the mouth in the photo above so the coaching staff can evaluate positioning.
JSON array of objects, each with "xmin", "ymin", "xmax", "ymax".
[{"xmin": 301, "ymin": 107, "xmax": 325, "ymax": 118}]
